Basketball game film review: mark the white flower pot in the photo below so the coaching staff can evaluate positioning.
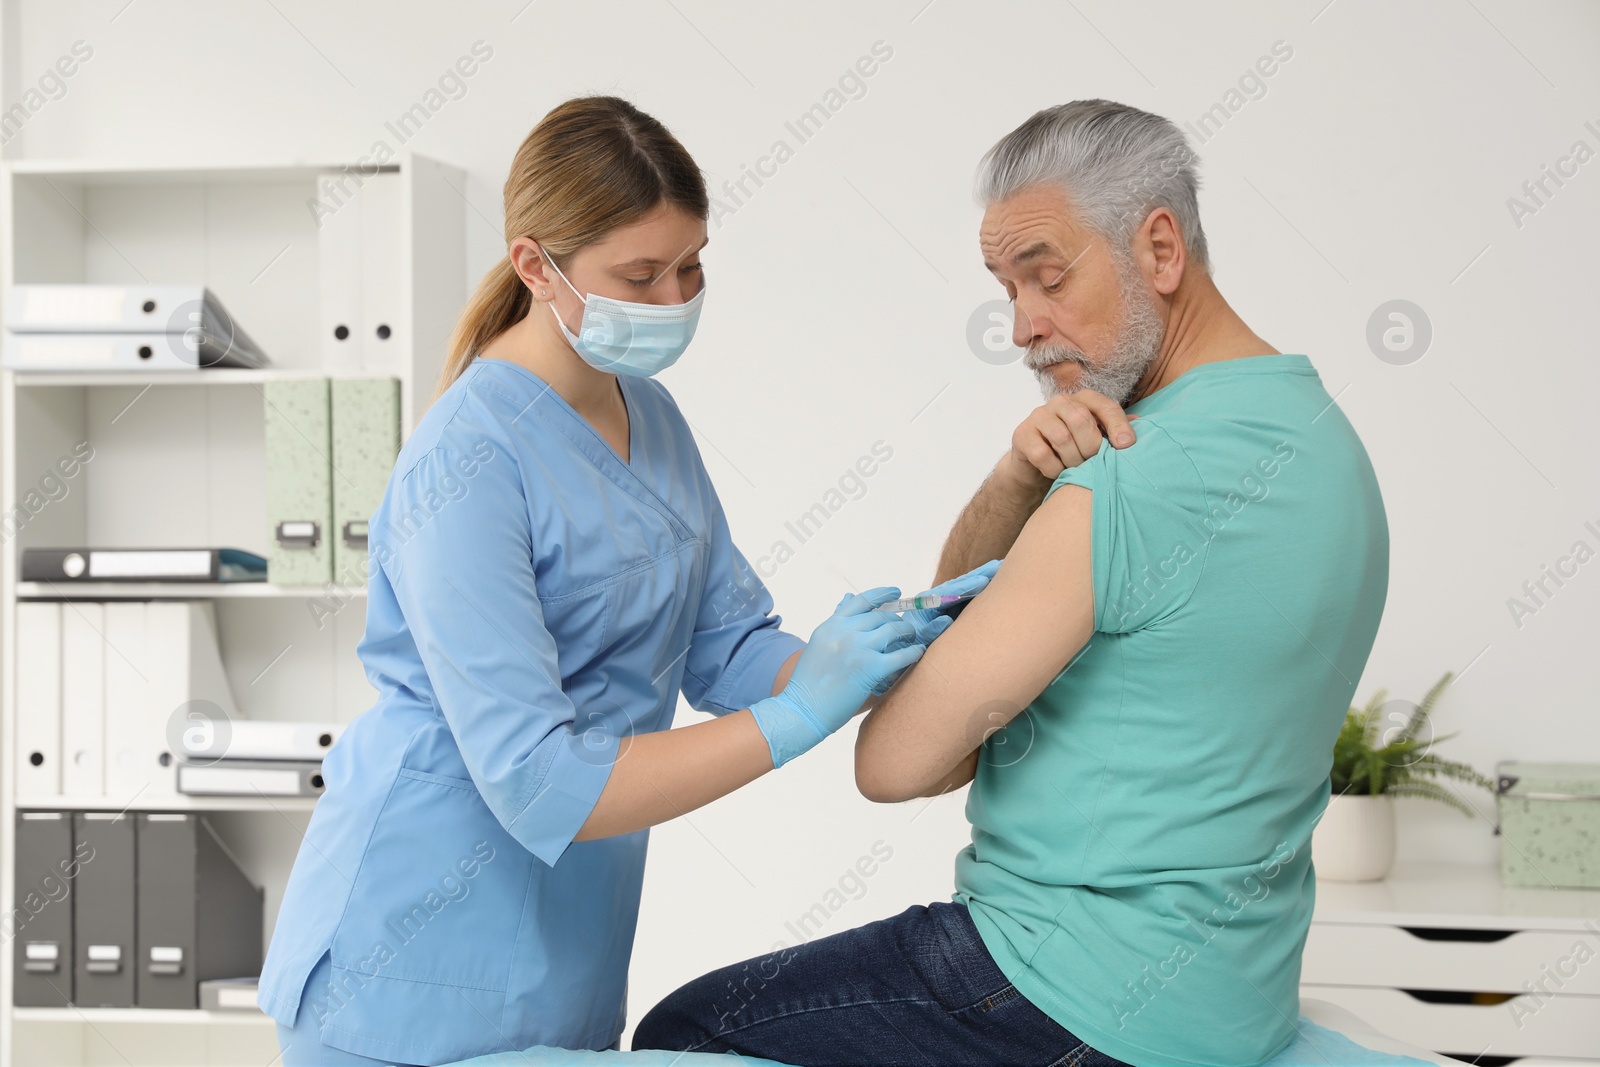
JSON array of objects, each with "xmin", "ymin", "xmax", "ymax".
[{"xmin": 1313, "ymin": 794, "xmax": 1397, "ymax": 882}]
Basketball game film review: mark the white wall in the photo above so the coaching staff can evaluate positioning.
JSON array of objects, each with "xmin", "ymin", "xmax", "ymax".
[{"xmin": 8, "ymin": 0, "xmax": 1597, "ymax": 1044}]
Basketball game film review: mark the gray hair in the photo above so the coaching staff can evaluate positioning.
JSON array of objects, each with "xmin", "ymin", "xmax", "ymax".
[{"xmin": 976, "ymin": 100, "xmax": 1210, "ymax": 273}]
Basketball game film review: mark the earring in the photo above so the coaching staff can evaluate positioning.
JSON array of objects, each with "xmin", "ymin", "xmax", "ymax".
[{"xmin": 538, "ymin": 289, "xmax": 549, "ymax": 297}]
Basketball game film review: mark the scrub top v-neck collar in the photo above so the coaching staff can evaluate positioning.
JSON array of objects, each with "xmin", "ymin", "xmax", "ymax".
[
  {"xmin": 475, "ymin": 358, "xmax": 695, "ymax": 542},
  {"xmin": 475, "ymin": 356, "xmax": 636, "ymax": 469},
  {"xmin": 615, "ymin": 373, "xmax": 637, "ymax": 471}
]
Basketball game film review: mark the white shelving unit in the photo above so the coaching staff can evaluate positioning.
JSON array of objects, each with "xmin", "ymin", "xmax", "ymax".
[
  {"xmin": 1302, "ymin": 863, "xmax": 1600, "ymax": 1062},
  {"xmin": 0, "ymin": 155, "xmax": 467, "ymax": 1067},
  {"xmin": 17, "ymin": 583, "xmax": 366, "ymax": 600},
  {"xmin": 12, "ymin": 796, "xmax": 319, "ymax": 814}
]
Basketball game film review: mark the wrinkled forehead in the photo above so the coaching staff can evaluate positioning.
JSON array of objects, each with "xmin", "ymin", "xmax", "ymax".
[{"xmin": 978, "ymin": 185, "xmax": 1090, "ymax": 276}]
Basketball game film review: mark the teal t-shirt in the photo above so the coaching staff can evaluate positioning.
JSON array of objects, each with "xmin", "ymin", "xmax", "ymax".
[{"xmin": 953, "ymin": 354, "xmax": 1389, "ymax": 1066}]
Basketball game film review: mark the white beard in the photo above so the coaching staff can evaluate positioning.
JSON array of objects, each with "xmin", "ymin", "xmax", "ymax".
[{"xmin": 1023, "ymin": 257, "xmax": 1165, "ymax": 404}]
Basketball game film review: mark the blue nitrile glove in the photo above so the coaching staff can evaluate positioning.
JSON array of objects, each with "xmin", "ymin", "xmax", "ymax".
[
  {"xmin": 750, "ymin": 586, "xmax": 927, "ymax": 768},
  {"xmin": 903, "ymin": 558, "xmax": 1002, "ymax": 644}
]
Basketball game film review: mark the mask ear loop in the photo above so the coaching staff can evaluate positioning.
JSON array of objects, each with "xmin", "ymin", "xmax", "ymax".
[
  {"xmin": 535, "ymin": 241, "xmax": 591, "ymax": 347},
  {"xmin": 535, "ymin": 242, "xmax": 586, "ymax": 305}
]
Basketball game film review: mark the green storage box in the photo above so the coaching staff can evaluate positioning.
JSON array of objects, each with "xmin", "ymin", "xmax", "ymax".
[
  {"xmin": 331, "ymin": 377, "xmax": 400, "ymax": 586},
  {"xmin": 264, "ymin": 378, "xmax": 333, "ymax": 586},
  {"xmin": 1497, "ymin": 761, "xmax": 1600, "ymax": 888}
]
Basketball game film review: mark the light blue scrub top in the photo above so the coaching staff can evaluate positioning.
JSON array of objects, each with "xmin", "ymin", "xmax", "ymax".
[{"xmin": 257, "ymin": 358, "xmax": 804, "ymax": 1064}]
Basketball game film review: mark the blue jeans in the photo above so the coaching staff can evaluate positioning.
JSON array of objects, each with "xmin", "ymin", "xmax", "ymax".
[{"xmin": 632, "ymin": 900, "xmax": 1131, "ymax": 1067}]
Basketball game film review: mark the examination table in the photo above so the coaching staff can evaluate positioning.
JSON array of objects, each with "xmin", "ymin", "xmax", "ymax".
[{"xmin": 444, "ymin": 998, "xmax": 1467, "ymax": 1067}]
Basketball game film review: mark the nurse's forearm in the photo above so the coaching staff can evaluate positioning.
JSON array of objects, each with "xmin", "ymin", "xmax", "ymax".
[
  {"xmin": 934, "ymin": 452, "xmax": 1047, "ymax": 583},
  {"xmin": 771, "ymin": 649, "xmax": 801, "ymax": 696},
  {"xmin": 572, "ymin": 709, "xmax": 774, "ymax": 842}
]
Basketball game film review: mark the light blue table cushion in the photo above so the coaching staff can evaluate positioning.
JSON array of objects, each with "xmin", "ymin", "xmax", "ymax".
[
  {"xmin": 1272, "ymin": 1017, "xmax": 1438, "ymax": 1066},
  {"xmin": 444, "ymin": 1015, "xmax": 1437, "ymax": 1067}
]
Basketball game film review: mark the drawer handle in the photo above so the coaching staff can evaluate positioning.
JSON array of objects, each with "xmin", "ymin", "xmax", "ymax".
[
  {"xmin": 277, "ymin": 520, "xmax": 321, "ymax": 549},
  {"xmin": 1400, "ymin": 926, "xmax": 1515, "ymax": 943},
  {"xmin": 1400, "ymin": 989, "xmax": 1516, "ymax": 1006}
]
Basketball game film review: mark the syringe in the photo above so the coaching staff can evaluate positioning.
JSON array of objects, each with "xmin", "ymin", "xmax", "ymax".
[{"xmin": 876, "ymin": 593, "xmax": 976, "ymax": 613}]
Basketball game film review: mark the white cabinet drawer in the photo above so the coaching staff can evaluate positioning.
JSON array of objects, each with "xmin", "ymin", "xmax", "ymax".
[
  {"xmin": 1304, "ymin": 923, "xmax": 1600, "ymax": 995},
  {"xmin": 1302, "ymin": 984, "xmax": 1600, "ymax": 1059}
]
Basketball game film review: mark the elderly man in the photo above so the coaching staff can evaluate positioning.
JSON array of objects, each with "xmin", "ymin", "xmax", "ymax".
[{"xmin": 634, "ymin": 100, "xmax": 1389, "ymax": 1067}]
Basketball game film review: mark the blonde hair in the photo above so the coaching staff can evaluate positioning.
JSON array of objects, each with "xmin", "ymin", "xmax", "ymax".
[{"xmin": 436, "ymin": 96, "xmax": 709, "ymax": 395}]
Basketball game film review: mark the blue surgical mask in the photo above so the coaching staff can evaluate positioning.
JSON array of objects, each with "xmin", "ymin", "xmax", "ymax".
[{"xmin": 541, "ymin": 246, "xmax": 704, "ymax": 377}]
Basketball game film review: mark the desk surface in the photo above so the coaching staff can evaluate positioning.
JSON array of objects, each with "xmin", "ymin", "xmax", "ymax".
[{"xmin": 1314, "ymin": 862, "xmax": 1600, "ymax": 932}]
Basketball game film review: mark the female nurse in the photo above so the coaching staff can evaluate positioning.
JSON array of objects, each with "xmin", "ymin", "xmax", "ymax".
[{"xmin": 258, "ymin": 96, "xmax": 992, "ymax": 1066}]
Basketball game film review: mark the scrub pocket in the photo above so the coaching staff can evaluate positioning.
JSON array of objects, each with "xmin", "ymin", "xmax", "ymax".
[
  {"xmin": 536, "ymin": 576, "xmax": 613, "ymax": 670},
  {"xmin": 323, "ymin": 768, "xmax": 531, "ymax": 1057},
  {"xmin": 277, "ymin": 950, "xmax": 423, "ymax": 1067}
]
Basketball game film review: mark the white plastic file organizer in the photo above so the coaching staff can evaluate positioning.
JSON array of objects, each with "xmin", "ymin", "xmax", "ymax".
[
  {"xmin": 0, "ymin": 156, "xmax": 467, "ymax": 1067},
  {"xmin": 1301, "ymin": 862, "xmax": 1600, "ymax": 1062}
]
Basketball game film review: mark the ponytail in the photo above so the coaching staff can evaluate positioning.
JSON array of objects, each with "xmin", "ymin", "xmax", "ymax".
[{"xmin": 437, "ymin": 256, "xmax": 530, "ymax": 397}]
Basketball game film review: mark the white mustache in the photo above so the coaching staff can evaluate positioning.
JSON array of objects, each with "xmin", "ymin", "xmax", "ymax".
[{"xmin": 1023, "ymin": 343, "xmax": 1087, "ymax": 373}]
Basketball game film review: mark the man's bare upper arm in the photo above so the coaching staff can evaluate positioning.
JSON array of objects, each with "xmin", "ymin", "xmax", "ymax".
[{"xmin": 855, "ymin": 484, "xmax": 1097, "ymax": 802}]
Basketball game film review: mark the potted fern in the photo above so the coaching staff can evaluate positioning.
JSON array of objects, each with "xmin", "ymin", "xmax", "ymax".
[{"xmin": 1313, "ymin": 672, "xmax": 1494, "ymax": 882}]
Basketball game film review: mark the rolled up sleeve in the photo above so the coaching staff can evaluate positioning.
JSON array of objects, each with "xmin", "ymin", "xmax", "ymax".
[
  {"xmin": 1046, "ymin": 417, "xmax": 1210, "ymax": 635},
  {"xmin": 680, "ymin": 497, "xmax": 804, "ymax": 716},
  {"xmin": 377, "ymin": 445, "xmax": 614, "ymax": 867}
]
